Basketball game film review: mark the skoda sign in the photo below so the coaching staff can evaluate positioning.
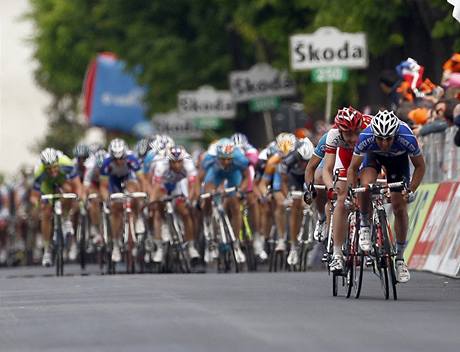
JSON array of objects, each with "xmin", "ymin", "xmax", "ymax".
[
  {"xmin": 290, "ymin": 27, "xmax": 368, "ymax": 70},
  {"xmin": 178, "ymin": 85, "xmax": 235, "ymax": 119},
  {"xmin": 229, "ymin": 63, "xmax": 296, "ymax": 102}
]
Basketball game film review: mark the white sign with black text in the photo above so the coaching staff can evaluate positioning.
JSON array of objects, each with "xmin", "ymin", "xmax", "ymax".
[
  {"xmin": 290, "ymin": 27, "xmax": 368, "ymax": 70},
  {"xmin": 229, "ymin": 63, "xmax": 296, "ymax": 102},
  {"xmin": 178, "ymin": 85, "xmax": 235, "ymax": 119},
  {"xmin": 153, "ymin": 111, "xmax": 203, "ymax": 139}
]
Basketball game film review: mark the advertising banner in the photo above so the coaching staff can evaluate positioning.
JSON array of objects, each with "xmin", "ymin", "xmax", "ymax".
[
  {"xmin": 409, "ymin": 182, "xmax": 458, "ymax": 270},
  {"xmin": 178, "ymin": 85, "xmax": 235, "ymax": 119},
  {"xmin": 229, "ymin": 63, "xmax": 296, "ymax": 102},
  {"xmin": 83, "ymin": 52, "xmax": 147, "ymax": 133},
  {"xmin": 404, "ymin": 184, "xmax": 439, "ymax": 262},
  {"xmin": 290, "ymin": 27, "xmax": 368, "ymax": 70},
  {"xmin": 427, "ymin": 184, "xmax": 460, "ymax": 276}
]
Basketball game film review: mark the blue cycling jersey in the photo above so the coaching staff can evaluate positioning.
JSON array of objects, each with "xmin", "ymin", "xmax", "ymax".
[
  {"xmin": 313, "ymin": 132, "xmax": 328, "ymax": 159},
  {"xmin": 205, "ymin": 147, "xmax": 249, "ymax": 173},
  {"xmin": 354, "ymin": 122, "xmax": 421, "ymax": 157},
  {"xmin": 100, "ymin": 152, "xmax": 141, "ymax": 179}
]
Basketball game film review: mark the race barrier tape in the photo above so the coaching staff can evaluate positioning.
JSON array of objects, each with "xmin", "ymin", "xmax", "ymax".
[{"xmin": 405, "ymin": 181, "xmax": 460, "ymax": 278}]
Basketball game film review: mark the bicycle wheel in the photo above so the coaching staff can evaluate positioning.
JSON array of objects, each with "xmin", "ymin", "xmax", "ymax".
[
  {"xmin": 375, "ymin": 246, "xmax": 389, "ymax": 300},
  {"xmin": 380, "ymin": 212, "xmax": 397, "ymax": 300},
  {"xmin": 54, "ymin": 216, "xmax": 64, "ymax": 276},
  {"xmin": 354, "ymin": 252, "xmax": 364, "ymax": 299},
  {"xmin": 332, "ymin": 271, "xmax": 339, "ymax": 297},
  {"xmin": 345, "ymin": 257, "xmax": 354, "ymax": 298},
  {"xmin": 78, "ymin": 213, "xmax": 87, "ymax": 270}
]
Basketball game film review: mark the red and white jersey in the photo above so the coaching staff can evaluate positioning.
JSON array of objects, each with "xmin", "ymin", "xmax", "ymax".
[{"xmin": 325, "ymin": 128, "xmax": 354, "ymax": 154}]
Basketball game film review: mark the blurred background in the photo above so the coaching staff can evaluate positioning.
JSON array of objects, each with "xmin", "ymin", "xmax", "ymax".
[{"xmin": 1, "ymin": 0, "xmax": 460, "ymax": 175}]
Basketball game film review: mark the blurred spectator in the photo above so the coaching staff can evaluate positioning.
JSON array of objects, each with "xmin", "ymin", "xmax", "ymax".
[{"xmin": 432, "ymin": 98, "xmax": 459, "ymax": 126}]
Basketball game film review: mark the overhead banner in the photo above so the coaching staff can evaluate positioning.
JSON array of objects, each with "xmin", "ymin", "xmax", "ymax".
[
  {"xmin": 83, "ymin": 52, "xmax": 147, "ymax": 133},
  {"xmin": 178, "ymin": 85, "xmax": 235, "ymax": 119},
  {"xmin": 153, "ymin": 111, "xmax": 203, "ymax": 139},
  {"xmin": 229, "ymin": 63, "xmax": 296, "ymax": 102},
  {"xmin": 409, "ymin": 182, "xmax": 459, "ymax": 271},
  {"xmin": 290, "ymin": 27, "xmax": 368, "ymax": 70}
]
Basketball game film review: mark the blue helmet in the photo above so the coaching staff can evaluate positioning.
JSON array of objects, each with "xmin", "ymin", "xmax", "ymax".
[{"xmin": 216, "ymin": 138, "xmax": 235, "ymax": 158}]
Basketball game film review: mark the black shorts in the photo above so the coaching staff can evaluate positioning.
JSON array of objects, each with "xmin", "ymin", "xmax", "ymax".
[
  {"xmin": 287, "ymin": 172, "xmax": 304, "ymax": 191},
  {"xmin": 362, "ymin": 153, "xmax": 410, "ymax": 192}
]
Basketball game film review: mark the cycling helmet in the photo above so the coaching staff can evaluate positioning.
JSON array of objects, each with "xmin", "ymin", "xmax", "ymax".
[
  {"xmin": 276, "ymin": 133, "xmax": 296, "ymax": 155},
  {"xmin": 167, "ymin": 145, "xmax": 187, "ymax": 161},
  {"xmin": 216, "ymin": 138, "xmax": 235, "ymax": 158},
  {"xmin": 94, "ymin": 149, "xmax": 107, "ymax": 168},
  {"xmin": 108, "ymin": 138, "xmax": 127, "ymax": 159},
  {"xmin": 150, "ymin": 135, "xmax": 174, "ymax": 154},
  {"xmin": 371, "ymin": 110, "xmax": 400, "ymax": 138},
  {"xmin": 135, "ymin": 138, "xmax": 150, "ymax": 158},
  {"xmin": 297, "ymin": 137, "xmax": 314, "ymax": 160},
  {"xmin": 294, "ymin": 128, "xmax": 309, "ymax": 139},
  {"xmin": 231, "ymin": 133, "xmax": 248, "ymax": 149},
  {"xmin": 334, "ymin": 107, "xmax": 363, "ymax": 132},
  {"xmin": 73, "ymin": 143, "xmax": 90, "ymax": 159},
  {"xmin": 89, "ymin": 142, "xmax": 104, "ymax": 155},
  {"xmin": 362, "ymin": 114, "xmax": 373, "ymax": 128},
  {"xmin": 40, "ymin": 148, "xmax": 59, "ymax": 166}
]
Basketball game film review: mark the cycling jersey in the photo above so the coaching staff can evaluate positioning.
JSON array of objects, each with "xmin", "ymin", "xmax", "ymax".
[
  {"xmin": 154, "ymin": 154, "xmax": 197, "ymax": 186},
  {"xmin": 354, "ymin": 122, "xmax": 421, "ymax": 157},
  {"xmin": 83, "ymin": 154, "xmax": 105, "ymax": 188},
  {"xmin": 203, "ymin": 148, "xmax": 249, "ymax": 188},
  {"xmin": 33, "ymin": 155, "xmax": 78, "ymax": 194},
  {"xmin": 100, "ymin": 152, "xmax": 141, "ymax": 193},
  {"xmin": 313, "ymin": 132, "xmax": 328, "ymax": 159},
  {"xmin": 143, "ymin": 149, "xmax": 166, "ymax": 175},
  {"xmin": 325, "ymin": 128, "xmax": 354, "ymax": 154}
]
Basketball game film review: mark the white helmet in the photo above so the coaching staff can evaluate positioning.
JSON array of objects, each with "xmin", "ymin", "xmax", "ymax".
[
  {"xmin": 276, "ymin": 133, "xmax": 297, "ymax": 155},
  {"xmin": 109, "ymin": 138, "xmax": 127, "ymax": 159},
  {"xmin": 297, "ymin": 137, "xmax": 314, "ymax": 160},
  {"xmin": 40, "ymin": 148, "xmax": 59, "ymax": 166},
  {"xmin": 371, "ymin": 110, "xmax": 400, "ymax": 138}
]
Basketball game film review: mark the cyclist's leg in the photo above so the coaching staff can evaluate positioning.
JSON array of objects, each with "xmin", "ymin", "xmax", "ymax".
[
  {"xmin": 87, "ymin": 184, "xmax": 102, "ymax": 241},
  {"xmin": 108, "ymin": 177, "xmax": 124, "ymax": 252},
  {"xmin": 313, "ymin": 166, "xmax": 328, "ymax": 240},
  {"xmin": 288, "ymin": 173, "xmax": 304, "ymax": 246},
  {"xmin": 224, "ymin": 169, "xmax": 243, "ymax": 241}
]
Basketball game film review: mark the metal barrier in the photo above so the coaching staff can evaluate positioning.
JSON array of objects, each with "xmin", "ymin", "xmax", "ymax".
[{"xmin": 420, "ymin": 126, "xmax": 460, "ymax": 183}]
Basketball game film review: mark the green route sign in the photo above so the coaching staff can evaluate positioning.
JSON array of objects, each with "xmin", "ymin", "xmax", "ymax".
[
  {"xmin": 249, "ymin": 96, "xmax": 281, "ymax": 112},
  {"xmin": 311, "ymin": 67, "xmax": 348, "ymax": 83},
  {"xmin": 194, "ymin": 117, "xmax": 222, "ymax": 129}
]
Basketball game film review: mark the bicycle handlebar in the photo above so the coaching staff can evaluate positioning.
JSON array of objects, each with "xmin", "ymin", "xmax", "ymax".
[
  {"xmin": 200, "ymin": 187, "xmax": 236, "ymax": 199},
  {"xmin": 41, "ymin": 193, "xmax": 78, "ymax": 201}
]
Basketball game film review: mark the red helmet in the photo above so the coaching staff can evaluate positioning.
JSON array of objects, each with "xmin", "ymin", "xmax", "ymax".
[
  {"xmin": 362, "ymin": 114, "xmax": 373, "ymax": 128},
  {"xmin": 334, "ymin": 107, "xmax": 363, "ymax": 132}
]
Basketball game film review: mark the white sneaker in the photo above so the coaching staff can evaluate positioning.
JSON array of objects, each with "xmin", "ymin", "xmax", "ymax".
[
  {"xmin": 313, "ymin": 219, "xmax": 326, "ymax": 241},
  {"xmin": 42, "ymin": 249, "xmax": 52, "ymax": 267},
  {"xmin": 153, "ymin": 246, "xmax": 164, "ymax": 263},
  {"xmin": 144, "ymin": 252, "xmax": 151, "ymax": 264},
  {"xmin": 0, "ymin": 248, "xmax": 7, "ymax": 264},
  {"xmin": 111, "ymin": 245, "xmax": 121, "ymax": 263},
  {"xmin": 275, "ymin": 239, "xmax": 286, "ymax": 252},
  {"xmin": 395, "ymin": 260, "xmax": 410, "ymax": 283},
  {"xmin": 188, "ymin": 244, "xmax": 200, "ymax": 260},
  {"xmin": 234, "ymin": 245, "xmax": 246, "ymax": 264},
  {"xmin": 253, "ymin": 237, "xmax": 268, "ymax": 261},
  {"xmin": 62, "ymin": 220, "xmax": 74, "ymax": 236},
  {"xmin": 135, "ymin": 218, "xmax": 145, "ymax": 234},
  {"xmin": 68, "ymin": 242, "xmax": 78, "ymax": 261},
  {"xmin": 287, "ymin": 247, "xmax": 299, "ymax": 266},
  {"xmin": 359, "ymin": 226, "xmax": 372, "ymax": 252},
  {"xmin": 329, "ymin": 254, "xmax": 344, "ymax": 272}
]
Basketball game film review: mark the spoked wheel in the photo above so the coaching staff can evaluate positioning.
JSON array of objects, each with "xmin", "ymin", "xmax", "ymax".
[
  {"xmin": 78, "ymin": 214, "xmax": 87, "ymax": 271},
  {"xmin": 177, "ymin": 245, "xmax": 191, "ymax": 273},
  {"xmin": 242, "ymin": 241, "xmax": 257, "ymax": 272},
  {"xmin": 345, "ymin": 256, "xmax": 354, "ymax": 298},
  {"xmin": 332, "ymin": 271, "xmax": 339, "ymax": 297},
  {"xmin": 376, "ymin": 254, "xmax": 390, "ymax": 300},
  {"xmin": 387, "ymin": 256, "xmax": 398, "ymax": 300},
  {"xmin": 354, "ymin": 252, "xmax": 364, "ymax": 299},
  {"xmin": 54, "ymin": 217, "xmax": 64, "ymax": 277}
]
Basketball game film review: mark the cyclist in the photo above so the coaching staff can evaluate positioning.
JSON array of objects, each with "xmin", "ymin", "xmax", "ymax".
[
  {"xmin": 258, "ymin": 133, "xmax": 296, "ymax": 253},
  {"xmin": 100, "ymin": 139, "xmax": 143, "ymax": 263},
  {"xmin": 347, "ymin": 110, "xmax": 426, "ymax": 283},
  {"xmin": 30, "ymin": 148, "xmax": 83, "ymax": 267},
  {"xmin": 73, "ymin": 143, "xmax": 90, "ymax": 183},
  {"xmin": 322, "ymin": 107, "xmax": 368, "ymax": 272},
  {"xmin": 201, "ymin": 138, "xmax": 250, "ymax": 264},
  {"xmin": 82, "ymin": 149, "xmax": 107, "ymax": 245},
  {"xmin": 281, "ymin": 136, "xmax": 315, "ymax": 265},
  {"xmin": 304, "ymin": 131, "xmax": 329, "ymax": 242},
  {"xmin": 150, "ymin": 145, "xmax": 200, "ymax": 263},
  {"xmin": 231, "ymin": 133, "xmax": 265, "ymax": 260}
]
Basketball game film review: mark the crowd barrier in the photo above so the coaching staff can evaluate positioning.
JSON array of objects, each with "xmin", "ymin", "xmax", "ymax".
[
  {"xmin": 404, "ymin": 181, "xmax": 460, "ymax": 278},
  {"xmin": 419, "ymin": 126, "xmax": 460, "ymax": 183}
]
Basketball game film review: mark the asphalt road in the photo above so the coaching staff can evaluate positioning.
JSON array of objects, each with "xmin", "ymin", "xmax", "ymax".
[{"xmin": 0, "ymin": 265, "xmax": 459, "ymax": 352}]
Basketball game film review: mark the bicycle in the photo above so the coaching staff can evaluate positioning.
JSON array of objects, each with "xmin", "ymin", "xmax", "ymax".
[
  {"xmin": 159, "ymin": 194, "xmax": 191, "ymax": 274},
  {"xmin": 107, "ymin": 191, "xmax": 147, "ymax": 274},
  {"xmin": 350, "ymin": 181, "xmax": 404, "ymax": 300},
  {"xmin": 40, "ymin": 193, "xmax": 78, "ymax": 276},
  {"xmin": 201, "ymin": 187, "xmax": 241, "ymax": 273},
  {"xmin": 239, "ymin": 194, "xmax": 257, "ymax": 272},
  {"xmin": 76, "ymin": 193, "xmax": 98, "ymax": 271}
]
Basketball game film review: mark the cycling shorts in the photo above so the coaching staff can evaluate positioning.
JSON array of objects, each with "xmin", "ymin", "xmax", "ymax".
[
  {"xmin": 362, "ymin": 153, "xmax": 410, "ymax": 192},
  {"xmin": 109, "ymin": 172, "xmax": 137, "ymax": 193}
]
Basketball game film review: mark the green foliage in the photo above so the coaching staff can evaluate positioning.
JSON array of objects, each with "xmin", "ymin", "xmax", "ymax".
[{"xmin": 26, "ymin": 0, "xmax": 460, "ymax": 140}]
